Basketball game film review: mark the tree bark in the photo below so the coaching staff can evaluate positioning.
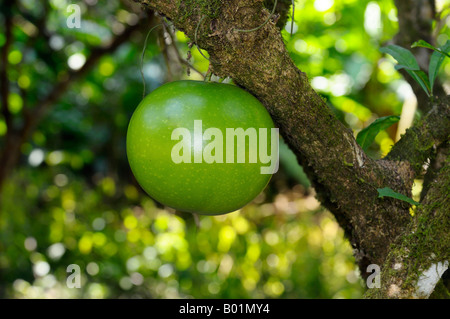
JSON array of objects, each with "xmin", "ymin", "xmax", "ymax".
[
  {"xmin": 365, "ymin": 155, "xmax": 449, "ymax": 298},
  {"xmin": 134, "ymin": 0, "xmax": 450, "ymax": 297}
]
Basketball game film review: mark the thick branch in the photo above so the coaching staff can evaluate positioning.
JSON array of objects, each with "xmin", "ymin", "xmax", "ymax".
[
  {"xmin": 386, "ymin": 95, "xmax": 450, "ymax": 176},
  {"xmin": 263, "ymin": 0, "xmax": 292, "ymax": 29},
  {"xmin": 365, "ymin": 156, "xmax": 450, "ymax": 299},
  {"xmin": 421, "ymin": 142, "xmax": 449, "ymax": 200},
  {"xmin": 136, "ymin": 0, "xmax": 416, "ymax": 273}
]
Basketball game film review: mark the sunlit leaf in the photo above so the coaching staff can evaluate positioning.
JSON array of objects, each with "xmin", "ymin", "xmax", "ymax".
[
  {"xmin": 380, "ymin": 45, "xmax": 433, "ymax": 95},
  {"xmin": 380, "ymin": 45, "xmax": 420, "ymax": 70},
  {"xmin": 356, "ymin": 115, "xmax": 400, "ymax": 151},
  {"xmin": 407, "ymin": 69, "xmax": 430, "ymax": 96},
  {"xmin": 380, "ymin": 45, "xmax": 431, "ymax": 95},
  {"xmin": 377, "ymin": 187, "xmax": 420, "ymax": 206},
  {"xmin": 411, "ymin": 40, "xmax": 437, "ymax": 51},
  {"xmin": 412, "ymin": 39, "xmax": 450, "ymax": 58}
]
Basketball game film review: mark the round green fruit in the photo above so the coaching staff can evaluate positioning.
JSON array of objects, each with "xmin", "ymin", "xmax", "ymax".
[{"xmin": 126, "ymin": 80, "xmax": 277, "ymax": 215}]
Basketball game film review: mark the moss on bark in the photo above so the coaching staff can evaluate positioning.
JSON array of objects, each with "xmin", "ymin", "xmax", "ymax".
[{"xmin": 365, "ymin": 156, "xmax": 450, "ymax": 298}]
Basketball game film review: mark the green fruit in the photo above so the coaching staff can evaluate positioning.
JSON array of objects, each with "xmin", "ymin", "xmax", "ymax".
[{"xmin": 126, "ymin": 80, "xmax": 276, "ymax": 215}]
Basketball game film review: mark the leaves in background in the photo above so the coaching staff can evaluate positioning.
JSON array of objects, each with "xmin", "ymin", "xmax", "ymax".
[
  {"xmin": 356, "ymin": 115, "xmax": 400, "ymax": 151},
  {"xmin": 377, "ymin": 187, "xmax": 420, "ymax": 206}
]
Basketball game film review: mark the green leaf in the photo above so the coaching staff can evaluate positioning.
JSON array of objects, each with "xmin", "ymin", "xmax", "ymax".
[
  {"xmin": 377, "ymin": 187, "xmax": 420, "ymax": 206},
  {"xmin": 412, "ymin": 39, "xmax": 450, "ymax": 58},
  {"xmin": 380, "ymin": 45, "xmax": 420, "ymax": 70},
  {"xmin": 356, "ymin": 115, "xmax": 400, "ymax": 151},
  {"xmin": 429, "ymin": 40, "xmax": 450, "ymax": 93},
  {"xmin": 429, "ymin": 52, "xmax": 445, "ymax": 94},
  {"xmin": 394, "ymin": 64, "xmax": 419, "ymax": 71},
  {"xmin": 380, "ymin": 45, "xmax": 430, "ymax": 95},
  {"xmin": 411, "ymin": 40, "xmax": 438, "ymax": 51},
  {"xmin": 407, "ymin": 70, "xmax": 430, "ymax": 96}
]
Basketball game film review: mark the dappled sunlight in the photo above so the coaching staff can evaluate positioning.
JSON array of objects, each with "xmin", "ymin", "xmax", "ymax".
[{"xmin": 1, "ymin": 167, "xmax": 364, "ymax": 299}]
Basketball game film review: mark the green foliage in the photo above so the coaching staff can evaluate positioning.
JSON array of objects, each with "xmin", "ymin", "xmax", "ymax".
[
  {"xmin": 380, "ymin": 45, "xmax": 430, "ymax": 97},
  {"xmin": 380, "ymin": 45, "xmax": 421, "ymax": 71},
  {"xmin": 356, "ymin": 115, "xmax": 400, "ymax": 151},
  {"xmin": 1, "ymin": 168, "xmax": 363, "ymax": 298},
  {"xmin": 411, "ymin": 40, "xmax": 450, "ymax": 58},
  {"xmin": 1, "ymin": 0, "xmax": 449, "ymax": 299},
  {"xmin": 428, "ymin": 40, "xmax": 450, "ymax": 94},
  {"xmin": 381, "ymin": 40, "xmax": 450, "ymax": 96},
  {"xmin": 377, "ymin": 187, "xmax": 420, "ymax": 206}
]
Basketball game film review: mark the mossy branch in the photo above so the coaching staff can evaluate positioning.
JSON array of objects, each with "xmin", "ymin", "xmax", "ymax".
[
  {"xmin": 365, "ymin": 157, "xmax": 450, "ymax": 299},
  {"xmin": 386, "ymin": 95, "xmax": 450, "ymax": 176},
  {"xmin": 263, "ymin": 0, "xmax": 293, "ymax": 29},
  {"xmin": 133, "ymin": 0, "xmax": 448, "ymax": 289}
]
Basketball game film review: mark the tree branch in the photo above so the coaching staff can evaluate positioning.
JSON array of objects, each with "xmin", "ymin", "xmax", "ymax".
[
  {"xmin": 421, "ymin": 142, "xmax": 449, "ymax": 201},
  {"xmin": 386, "ymin": 95, "xmax": 450, "ymax": 176},
  {"xmin": 388, "ymin": 0, "xmax": 450, "ymax": 204},
  {"xmin": 164, "ymin": 23, "xmax": 205, "ymax": 79},
  {"xmin": 135, "ymin": 0, "xmax": 418, "ymax": 273},
  {"xmin": 365, "ymin": 156, "xmax": 450, "ymax": 299},
  {"xmin": 263, "ymin": 0, "xmax": 293, "ymax": 29}
]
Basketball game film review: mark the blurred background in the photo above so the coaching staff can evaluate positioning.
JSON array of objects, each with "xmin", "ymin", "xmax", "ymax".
[{"xmin": 0, "ymin": 0, "xmax": 449, "ymax": 298}]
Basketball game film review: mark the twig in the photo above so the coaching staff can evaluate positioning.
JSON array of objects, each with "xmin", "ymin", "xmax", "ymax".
[
  {"xmin": 194, "ymin": 15, "xmax": 211, "ymax": 61},
  {"xmin": 160, "ymin": 25, "xmax": 174, "ymax": 82},
  {"xmin": 140, "ymin": 23, "xmax": 163, "ymax": 98},
  {"xmin": 291, "ymin": 0, "xmax": 295, "ymax": 36},
  {"xmin": 164, "ymin": 23, "xmax": 205, "ymax": 79}
]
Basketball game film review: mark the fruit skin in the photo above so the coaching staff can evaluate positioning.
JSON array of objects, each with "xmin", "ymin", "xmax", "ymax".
[{"xmin": 126, "ymin": 80, "xmax": 275, "ymax": 215}]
